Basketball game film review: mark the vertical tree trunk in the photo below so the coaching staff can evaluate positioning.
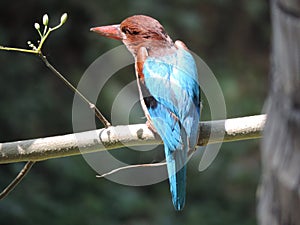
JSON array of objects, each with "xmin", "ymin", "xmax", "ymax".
[{"xmin": 258, "ymin": 0, "xmax": 300, "ymax": 224}]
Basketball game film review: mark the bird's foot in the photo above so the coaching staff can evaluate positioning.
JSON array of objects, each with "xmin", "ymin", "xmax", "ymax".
[{"xmin": 146, "ymin": 120, "xmax": 157, "ymax": 133}]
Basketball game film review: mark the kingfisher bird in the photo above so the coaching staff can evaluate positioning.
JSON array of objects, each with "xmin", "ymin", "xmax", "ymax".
[{"xmin": 91, "ymin": 15, "xmax": 200, "ymax": 211}]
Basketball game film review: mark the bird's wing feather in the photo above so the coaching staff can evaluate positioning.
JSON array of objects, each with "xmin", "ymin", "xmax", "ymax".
[{"xmin": 142, "ymin": 45, "xmax": 200, "ymax": 149}]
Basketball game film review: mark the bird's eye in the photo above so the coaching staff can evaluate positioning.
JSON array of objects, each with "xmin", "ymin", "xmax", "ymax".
[
  {"xmin": 121, "ymin": 27, "xmax": 140, "ymax": 35},
  {"xmin": 121, "ymin": 27, "xmax": 130, "ymax": 34},
  {"xmin": 132, "ymin": 30, "xmax": 140, "ymax": 35}
]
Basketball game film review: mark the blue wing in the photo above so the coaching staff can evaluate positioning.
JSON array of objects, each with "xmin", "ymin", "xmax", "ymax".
[{"xmin": 142, "ymin": 46, "xmax": 200, "ymax": 210}]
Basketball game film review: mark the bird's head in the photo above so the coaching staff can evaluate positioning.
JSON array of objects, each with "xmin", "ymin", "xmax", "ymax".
[{"xmin": 91, "ymin": 15, "xmax": 174, "ymax": 56}]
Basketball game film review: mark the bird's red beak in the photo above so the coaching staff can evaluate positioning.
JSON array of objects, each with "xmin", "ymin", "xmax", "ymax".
[{"xmin": 90, "ymin": 25, "xmax": 123, "ymax": 40}]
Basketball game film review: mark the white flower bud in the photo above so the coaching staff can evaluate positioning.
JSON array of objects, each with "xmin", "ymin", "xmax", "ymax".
[
  {"xmin": 34, "ymin": 23, "xmax": 40, "ymax": 30},
  {"xmin": 43, "ymin": 14, "xmax": 49, "ymax": 26},
  {"xmin": 60, "ymin": 13, "xmax": 68, "ymax": 25}
]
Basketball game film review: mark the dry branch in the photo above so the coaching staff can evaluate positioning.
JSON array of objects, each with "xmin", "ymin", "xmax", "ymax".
[{"xmin": 0, "ymin": 114, "xmax": 266, "ymax": 164}]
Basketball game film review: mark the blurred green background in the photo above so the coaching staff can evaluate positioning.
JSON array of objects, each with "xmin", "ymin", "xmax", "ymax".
[{"xmin": 0, "ymin": 0, "xmax": 269, "ymax": 224}]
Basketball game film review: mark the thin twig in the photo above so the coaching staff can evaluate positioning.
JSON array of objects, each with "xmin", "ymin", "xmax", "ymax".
[
  {"xmin": 0, "ymin": 46, "xmax": 37, "ymax": 54},
  {"xmin": 96, "ymin": 142, "xmax": 199, "ymax": 178},
  {"xmin": 96, "ymin": 162, "xmax": 167, "ymax": 178},
  {"xmin": 38, "ymin": 53, "xmax": 111, "ymax": 128},
  {"xmin": 0, "ymin": 161, "xmax": 35, "ymax": 200}
]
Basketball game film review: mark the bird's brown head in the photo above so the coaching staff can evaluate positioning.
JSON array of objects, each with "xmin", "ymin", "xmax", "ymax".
[{"xmin": 91, "ymin": 15, "xmax": 173, "ymax": 56}]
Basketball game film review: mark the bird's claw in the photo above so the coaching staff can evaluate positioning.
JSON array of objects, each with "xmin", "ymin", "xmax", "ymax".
[{"xmin": 146, "ymin": 120, "xmax": 157, "ymax": 133}]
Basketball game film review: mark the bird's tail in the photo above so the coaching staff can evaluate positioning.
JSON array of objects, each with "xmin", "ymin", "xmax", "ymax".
[{"xmin": 164, "ymin": 144, "xmax": 187, "ymax": 211}]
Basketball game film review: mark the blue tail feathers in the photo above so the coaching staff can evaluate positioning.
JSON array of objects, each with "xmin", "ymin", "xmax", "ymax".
[
  {"xmin": 168, "ymin": 163, "xmax": 186, "ymax": 211},
  {"xmin": 164, "ymin": 144, "xmax": 187, "ymax": 211}
]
